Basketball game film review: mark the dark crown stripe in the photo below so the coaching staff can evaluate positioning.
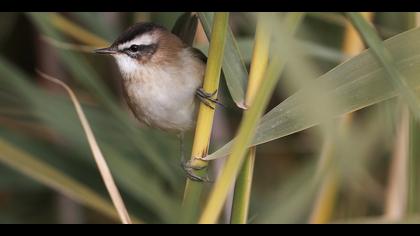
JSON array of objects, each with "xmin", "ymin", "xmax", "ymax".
[{"xmin": 112, "ymin": 22, "xmax": 166, "ymax": 46}]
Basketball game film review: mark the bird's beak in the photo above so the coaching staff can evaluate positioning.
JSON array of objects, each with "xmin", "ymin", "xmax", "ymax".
[{"xmin": 94, "ymin": 47, "xmax": 118, "ymax": 55}]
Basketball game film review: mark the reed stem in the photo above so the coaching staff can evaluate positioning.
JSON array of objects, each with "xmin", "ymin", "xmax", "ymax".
[
  {"xmin": 230, "ymin": 13, "xmax": 271, "ymax": 224},
  {"xmin": 181, "ymin": 12, "xmax": 229, "ymax": 223},
  {"xmin": 309, "ymin": 12, "xmax": 373, "ymax": 224}
]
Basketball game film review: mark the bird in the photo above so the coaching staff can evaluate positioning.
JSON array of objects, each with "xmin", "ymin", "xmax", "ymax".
[{"xmin": 94, "ymin": 22, "xmax": 220, "ymax": 182}]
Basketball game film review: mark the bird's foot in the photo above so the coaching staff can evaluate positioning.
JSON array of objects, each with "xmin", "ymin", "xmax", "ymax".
[
  {"xmin": 196, "ymin": 88, "xmax": 224, "ymax": 110},
  {"xmin": 181, "ymin": 158, "xmax": 211, "ymax": 182}
]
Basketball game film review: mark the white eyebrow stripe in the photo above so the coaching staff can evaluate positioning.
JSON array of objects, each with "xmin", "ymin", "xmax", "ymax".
[{"xmin": 118, "ymin": 34, "xmax": 156, "ymax": 50}]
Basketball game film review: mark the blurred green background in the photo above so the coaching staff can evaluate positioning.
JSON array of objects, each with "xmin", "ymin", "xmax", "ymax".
[{"xmin": 0, "ymin": 12, "xmax": 419, "ymax": 224}]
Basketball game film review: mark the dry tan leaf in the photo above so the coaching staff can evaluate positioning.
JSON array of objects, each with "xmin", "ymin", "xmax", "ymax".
[{"xmin": 37, "ymin": 70, "xmax": 132, "ymax": 224}]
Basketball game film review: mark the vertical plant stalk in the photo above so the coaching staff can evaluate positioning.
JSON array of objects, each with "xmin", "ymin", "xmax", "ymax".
[
  {"xmin": 198, "ymin": 12, "xmax": 304, "ymax": 224},
  {"xmin": 408, "ymin": 109, "xmax": 420, "ymax": 213},
  {"xmin": 181, "ymin": 12, "xmax": 229, "ymax": 223},
  {"xmin": 385, "ymin": 107, "xmax": 409, "ymax": 220},
  {"xmin": 386, "ymin": 11, "xmax": 418, "ymax": 221},
  {"xmin": 230, "ymin": 13, "xmax": 271, "ymax": 224},
  {"xmin": 38, "ymin": 71, "xmax": 132, "ymax": 224},
  {"xmin": 308, "ymin": 129, "xmax": 337, "ymax": 224},
  {"xmin": 407, "ymin": 12, "xmax": 420, "ymax": 216},
  {"xmin": 309, "ymin": 115, "xmax": 351, "ymax": 223},
  {"xmin": 199, "ymin": 50, "xmax": 284, "ymax": 224},
  {"xmin": 309, "ymin": 12, "xmax": 373, "ymax": 224},
  {"xmin": 342, "ymin": 12, "xmax": 374, "ymax": 56},
  {"xmin": 230, "ymin": 148, "xmax": 255, "ymax": 223}
]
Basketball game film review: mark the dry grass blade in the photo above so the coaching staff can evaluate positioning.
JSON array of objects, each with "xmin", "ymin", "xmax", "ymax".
[
  {"xmin": 49, "ymin": 13, "xmax": 109, "ymax": 47},
  {"xmin": 41, "ymin": 35, "xmax": 96, "ymax": 53},
  {"xmin": 37, "ymin": 70, "xmax": 132, "ymax": 224},
  {"xmin": 0, "ymin": 138, "xmax": 121, "ymax": 222}
]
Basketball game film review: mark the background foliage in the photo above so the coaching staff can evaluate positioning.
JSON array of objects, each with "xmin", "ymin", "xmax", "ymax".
[{"xmin": 0, "ymin": 12, "xmax": 419, "ymax": 223}]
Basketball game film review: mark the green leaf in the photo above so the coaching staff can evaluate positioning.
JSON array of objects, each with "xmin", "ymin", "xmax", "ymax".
[
  {"xmin": 206, "ymin": 26, "xmax": 420, "ymax": 160},
  {"xmin": 171, "ymin": 12, "xmax": 198, "ymax": 47},
  {"xmin": 197, "ymin": 37, "xmax": 345, "ymax": 64},
  {"xmin": 347, "ymin": 12, "xmax": 420, "ymax": 119},
  {"xmin": 198, "ymin": 12, "xmax": 248, "ymax": 109}
]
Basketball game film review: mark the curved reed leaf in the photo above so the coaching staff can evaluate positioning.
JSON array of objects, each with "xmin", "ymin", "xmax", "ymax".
[
  {"xmin": 172, "ymin": 12, "xmax": 198, "ymax": 47},
  {"xmin": 206, "ymin": 26, "xmax": 420, "ymax": 160},
  {"xmin": 348, "ymin": 13, "xmax": 420, "ymax": 119},
  {"xmin": 198, "ymin": 12, "xmax": 248, "ymax": 109},
  {"xmin": 37, "ymin": 71, "xmax": 132, "ymax": 224}
]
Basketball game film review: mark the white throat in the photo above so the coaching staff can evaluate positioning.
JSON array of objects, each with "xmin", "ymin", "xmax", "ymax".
[{"xmin": 112, "ymin": 54, "xmax": 141, "ymax": 79}]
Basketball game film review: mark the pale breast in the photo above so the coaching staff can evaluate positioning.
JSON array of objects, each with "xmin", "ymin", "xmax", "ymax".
[{"xmin": 121, "ymin": 50, "xmax": 205, "ymax": 133}]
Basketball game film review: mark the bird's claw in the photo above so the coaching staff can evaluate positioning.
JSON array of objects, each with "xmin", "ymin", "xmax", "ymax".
[
  {"xmin": 181, "ymin": 158, "xmax": 211, "ymax": 182},
  {"xmin": 196, "ymin": 88, "xmax": 224, "ymax": 110}
]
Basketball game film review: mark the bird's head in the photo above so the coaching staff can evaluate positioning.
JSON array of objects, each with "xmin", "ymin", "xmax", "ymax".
[{"xmin": 94, "ymin": 22, "xmax": 186, "ymax": 78}]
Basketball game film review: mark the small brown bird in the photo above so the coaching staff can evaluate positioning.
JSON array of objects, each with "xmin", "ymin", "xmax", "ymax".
[{"xmin": 94, "ymin": 22, "xmax": 219, "ymax": 181}]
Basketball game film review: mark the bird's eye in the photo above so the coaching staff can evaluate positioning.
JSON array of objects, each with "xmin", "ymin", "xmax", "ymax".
[
  {"xmin": 124, "ymin": 44, "xmax": 157, "ymax": 57},
  {"xmin": 129, "ymin": 45, "xmax": 140, "ymax": 52}
]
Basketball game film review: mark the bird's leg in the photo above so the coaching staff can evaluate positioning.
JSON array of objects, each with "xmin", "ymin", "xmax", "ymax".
[
  {"xmin": 179, "ymin": 132, "xmax": 186, "ymax": 163},
  {"xmin": 178, "ymin": 132, "xmax": 211, "ymax": 182},
  {"xmin": 196, "ymin": 88, "xmax": 224, "ymax": 109}
]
